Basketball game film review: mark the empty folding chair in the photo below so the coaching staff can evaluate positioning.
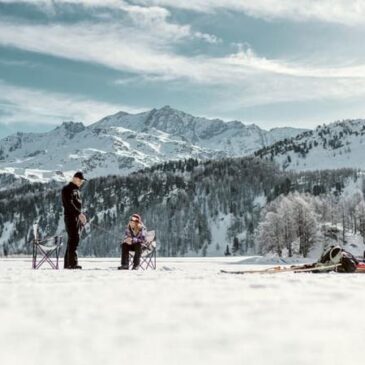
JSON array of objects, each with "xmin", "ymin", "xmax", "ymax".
[
  {"xmin": 129, "ymin": 230, "xmax": 157, "ymax": 270},
  {"xmin": 32, "ymin": 224, "xmax": 63, "ymax": 270}
]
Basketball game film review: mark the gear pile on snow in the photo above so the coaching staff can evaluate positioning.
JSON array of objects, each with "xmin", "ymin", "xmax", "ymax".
[
  {"xmin": 318, "ymin": 245, "xmax": 358, "ymax": 273},
  {"xmin": 221, "ymin": 245, "xmax": 364, "ymax": 275}
]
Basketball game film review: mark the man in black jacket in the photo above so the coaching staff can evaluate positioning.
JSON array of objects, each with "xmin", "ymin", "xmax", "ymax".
[{"xmin": 62, "ymin": 172, "xmax": 87, "ymax": 269}]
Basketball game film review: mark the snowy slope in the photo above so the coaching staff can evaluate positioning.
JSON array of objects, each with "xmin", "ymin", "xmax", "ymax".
[
  {"xmin": 1, "ymin": 257, "xmax": 365, "ymax": 365},
  {"xmin": 0, "ymin": 106, "xmax": 306, "ymax": 183},
  {"xmin": 256, "ymin": 119, "xmax": 365, "ymax": 171}
]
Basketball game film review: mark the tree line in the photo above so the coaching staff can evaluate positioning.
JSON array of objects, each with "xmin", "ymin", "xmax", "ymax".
[{"xmin": 0, "ymin": 156, "xmax": 360, "ymax": 257}]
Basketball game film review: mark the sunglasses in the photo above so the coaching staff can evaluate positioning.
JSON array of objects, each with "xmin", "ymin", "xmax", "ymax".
[{"xmin": 130, "ymin": 218, "xmax": 139, "ymax": 223}]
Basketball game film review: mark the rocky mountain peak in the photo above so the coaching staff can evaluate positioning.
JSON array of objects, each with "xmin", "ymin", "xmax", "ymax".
[
  {"xmin": 56, "ymin": 121, "xmax": 86, "ymax": 138},
  {"xmin": 0, "ymin": 106, "xmax": 307, "ymax": 184}
]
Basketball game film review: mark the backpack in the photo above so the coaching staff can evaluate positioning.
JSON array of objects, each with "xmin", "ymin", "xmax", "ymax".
[
  {"xmin": 319, "ymin": 245, "xmax": 358, "ymax": 273},
  {"xmin": 338, "ymin": 251, "xmax": 358, "ymax": 273}
]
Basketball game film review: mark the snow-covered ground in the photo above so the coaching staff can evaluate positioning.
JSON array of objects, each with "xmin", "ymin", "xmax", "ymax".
[{"xmin": 1, "ymin": 256, "xmax": 365, "ymax": 365}]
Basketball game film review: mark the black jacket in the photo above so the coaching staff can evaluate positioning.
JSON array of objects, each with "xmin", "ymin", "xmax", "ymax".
[{"xmin": 62, "ymin": 182, "xmax": 82, "ymax": 218}]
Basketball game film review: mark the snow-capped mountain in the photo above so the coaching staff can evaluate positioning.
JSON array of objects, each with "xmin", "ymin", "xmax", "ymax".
[
  {"xmin": 255, "ymin": 119, "xmax": 365, "ymax": 171},
  {"xmin": 0, "ymin": 106, "xmax": 305, "ymax": 183}
]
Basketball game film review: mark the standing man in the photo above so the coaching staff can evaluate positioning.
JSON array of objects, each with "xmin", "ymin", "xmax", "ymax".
[{"xmin": 62, "ymin": 171, "xmax": 87, "ymax": 269}]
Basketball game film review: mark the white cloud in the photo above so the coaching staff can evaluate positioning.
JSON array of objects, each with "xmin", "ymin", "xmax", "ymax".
[
  {"xmin": 226, "ymin": 46, "xmax": 365, "ymax": 78},
  {"xmin": 0, "ymin": 0, "xmax": 220, "ymax": 44},
  {"xmin": 124, "ymin": 4, "xmax": 221, "ymax": 45},
  {"xmin": 1, "ymin": 0, "xmax": 365, "ymax": 120},
  {"xmin": 1, "ymin": 18, "xmax": 365, "ymax": 110},
  {"xmin": 0, "ymin": 0, "xmax": 123, "ymax": 7},
  {"xmin": 7, "ymin": 0, "xmax": 365, "ymax": 26},
  {"xmin": 131, "ymin": 0, "xmax": 365, "ymax": 26},
  {"xmin": 0, "ymin": 20, "xmax": 210, "ymax": 81},
  {"xmin": 0, "ymin": 80, "xmax": 144, "ymax": 125},
  {"xmin": 2, "ymin": 19, "xmax": 365, "ymax": 82},
  {"xmin": 123, "ymin": 5, "xmax": 190, "ymax": 42},
  {"xmin": 194, "ymin": 31, "xmax": 221, "ymax": 44}
]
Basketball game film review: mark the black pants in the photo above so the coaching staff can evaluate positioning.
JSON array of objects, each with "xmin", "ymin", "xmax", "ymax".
[
  {"xmin": 64, "ymin": 216, "xmax": 80, "ymax": 268},
  {"xmin": 121, "ymin": 242, "xmax": 142, "ymax": 268}
]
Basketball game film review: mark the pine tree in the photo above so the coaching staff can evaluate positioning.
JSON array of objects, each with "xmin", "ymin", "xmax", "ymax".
[{"xmin": 224, "ymin": 245, "xmax": 231, "ymax": 256}]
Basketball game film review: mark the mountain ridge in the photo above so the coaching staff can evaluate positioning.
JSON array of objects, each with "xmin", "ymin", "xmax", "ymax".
[
  {"xmin": 255, "ymin": 118, "xmax": 365, "ymax": 171},
  {"xmin": 0, "ymin": 105, "xmax": 306, "ymax": 183}
]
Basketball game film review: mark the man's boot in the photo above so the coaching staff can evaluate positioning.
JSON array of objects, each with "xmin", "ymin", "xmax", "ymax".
[{"xmin": 118, "ymin": 265, "xmax": 129, "ymax": 270}]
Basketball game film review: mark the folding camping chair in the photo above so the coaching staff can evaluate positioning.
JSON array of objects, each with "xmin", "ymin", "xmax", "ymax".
[
  {"xmin": 32, "ymin": 224, "xmax": 63, "ymax": 270},
  {"xmin": 129, "ymin": 230, "xmax": 157, "ymax": 270}
]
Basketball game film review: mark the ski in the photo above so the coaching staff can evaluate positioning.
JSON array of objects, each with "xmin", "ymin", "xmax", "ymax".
[
  {"xmin": 220, "ymin": 263, "xmax": 341, "ymax": 275},
  {"xmin": 220, "ymin": 266, "xmax": 282, "ymax": 275}
]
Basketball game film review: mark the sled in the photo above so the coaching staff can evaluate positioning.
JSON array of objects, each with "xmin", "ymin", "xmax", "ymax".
[{"xmin": 355, "ymin": 262, "xmax": 365, "ymax": 273}]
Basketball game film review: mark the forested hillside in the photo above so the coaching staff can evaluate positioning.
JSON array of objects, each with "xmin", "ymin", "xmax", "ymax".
[
  {"xmin": 255, "ymin": 119, "xmax": 365, "ymax": 171},
  {"xmin": 0, "ymin": 157, "xmax": 360, "ymax": 257}
]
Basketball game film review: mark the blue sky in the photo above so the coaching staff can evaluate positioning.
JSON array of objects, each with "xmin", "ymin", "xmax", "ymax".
[{"xmin": 1, "ymin": 0, "xmax": 365, "ymax": 137}]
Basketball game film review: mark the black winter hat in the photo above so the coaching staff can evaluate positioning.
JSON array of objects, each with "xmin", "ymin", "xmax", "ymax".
[{"xmin": 73, "ymin": 171, "xmax": 87, "ymax": 181}]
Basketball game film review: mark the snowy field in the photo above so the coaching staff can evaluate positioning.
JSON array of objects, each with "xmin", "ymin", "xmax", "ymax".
[{"xmin": 1, "ymin": 257, "xmax": 365, "ymax": 365}]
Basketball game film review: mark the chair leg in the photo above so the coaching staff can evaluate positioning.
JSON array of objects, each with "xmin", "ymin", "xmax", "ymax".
[
  {"xmin": 128, "ymin": 248, "xmax": 156, "ymax": 271},
  {"xmin": 55, "ymin": 237, "xmax": 59, "ymax": 270},
  {"xmin": 33, "ymin": 246, "xmax": 59, "ymax": 270},
  {"xmin": 35, "ymin": 249, "xmax": 58, "ymax": 269},
  {"xmin": 145, "ymin": 250, "xmax": 156, "ymax": 270},
  {"xmin": 55, "ymin": 239, "xmax": 62, "ymax": 270},
  {"xmin": 141, "ymin": 250, "xmax": 157, "ymax": 270},
  {"xmin": 32, "ymin": 241, "xmax": 37, "ymax": 269},
  {"xmin": 32, "ymin": 236, "xmax": 63, "ymax": 270}
]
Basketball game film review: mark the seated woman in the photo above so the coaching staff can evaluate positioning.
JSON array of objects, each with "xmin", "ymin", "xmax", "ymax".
[{"xmin": 118, "ymin": 214, "xmax": 146, "ymax": 270}]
